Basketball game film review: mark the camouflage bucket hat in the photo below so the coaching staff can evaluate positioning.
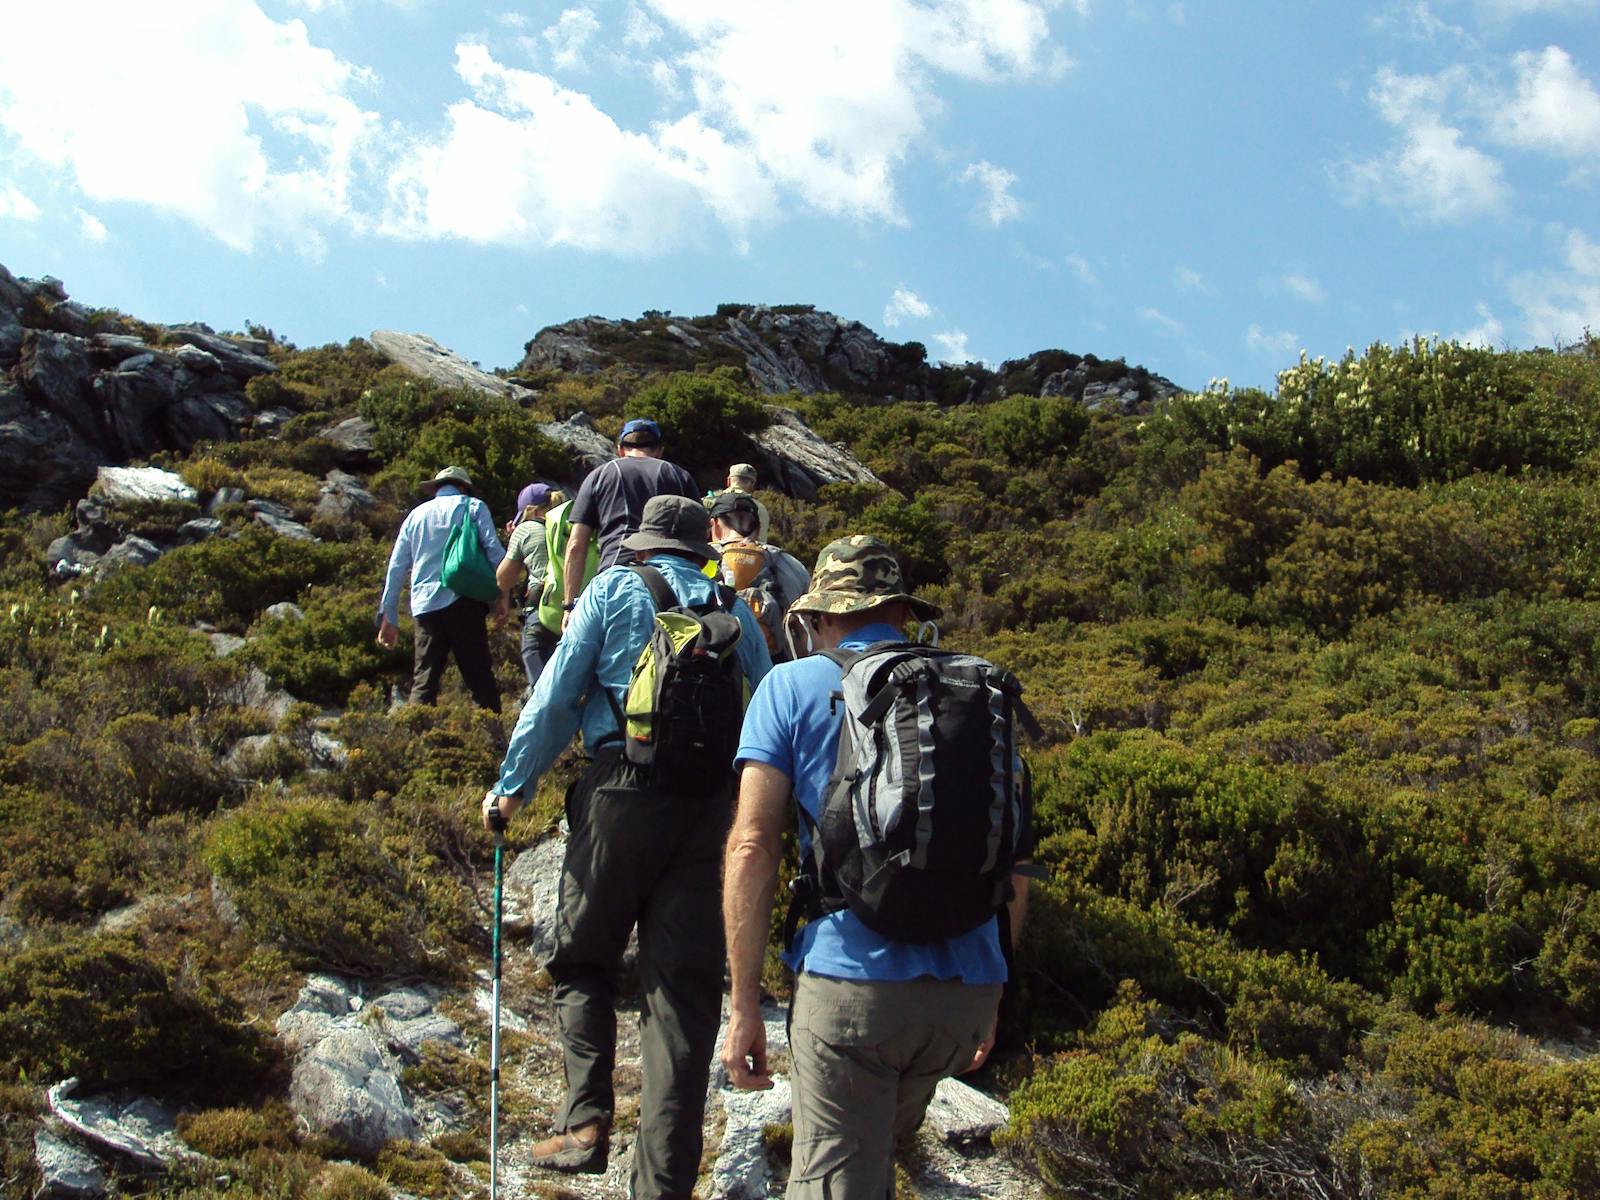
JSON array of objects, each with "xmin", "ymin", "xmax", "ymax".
[{"xmin": 788, "ymin": 535, "xmax": 942, "ymax": 621}]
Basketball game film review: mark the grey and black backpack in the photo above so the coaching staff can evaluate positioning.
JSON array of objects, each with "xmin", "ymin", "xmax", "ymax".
[{"xmin": 790, "ymin": 641, "xmax": 1039, "ymax": 945}]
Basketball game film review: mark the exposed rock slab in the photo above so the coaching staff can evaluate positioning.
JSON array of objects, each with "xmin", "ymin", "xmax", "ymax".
[
  {"xmin": 370, "ymin": 330, "xmax": 534, "ymax": 403},
  {"xmin": 46, "ymin": 1080, "xmax": 187, "ymax": 1173},
  {"xmin": 711, "ymin": 1077, "xmax": 792, "ymax": 1200},
  {"xmin": 539, "ymin": 412, "xmax": 618, "ymax": 476},
  {"xmin": 925, "ymin": 1076, "xmax": 1010, "ymax": 1147},
  {"xmin": 34, "ymin": 1126, "xmax": 106, "ymax": 1198},
  {"xmin": 92, "ymin": 466, "xmax": 197, "ymax": 507},
  {"xmin": 751, "ymin": 408, "xmax": 882, "ymax": 501}
]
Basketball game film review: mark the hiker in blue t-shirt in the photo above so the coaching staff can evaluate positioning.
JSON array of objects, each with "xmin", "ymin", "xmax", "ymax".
[{"xmin": 720, "ymin": 535, "xmax": 1033, "ymax": 1200}]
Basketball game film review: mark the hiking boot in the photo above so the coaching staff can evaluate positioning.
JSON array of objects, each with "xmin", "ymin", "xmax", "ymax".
[{"xmin": 527, "ymin": 1120, "xmax": 608, "ymax": 1174}]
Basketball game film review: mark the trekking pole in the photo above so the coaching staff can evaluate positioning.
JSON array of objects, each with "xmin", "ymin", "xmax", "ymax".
[{"xmin": 488, "ymin": 806, "xmax": 507, "ymax": 1200}]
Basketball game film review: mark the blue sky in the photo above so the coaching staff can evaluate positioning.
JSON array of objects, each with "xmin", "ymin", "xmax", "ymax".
[{"xmin": 2, "ymin": 1, "xmax": 1597, "ymax": 393}]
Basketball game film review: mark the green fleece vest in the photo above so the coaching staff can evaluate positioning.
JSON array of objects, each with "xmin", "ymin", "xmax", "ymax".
[{"xmin": 536, "ymin": 499, "xmax": 600, "ymax": 634}]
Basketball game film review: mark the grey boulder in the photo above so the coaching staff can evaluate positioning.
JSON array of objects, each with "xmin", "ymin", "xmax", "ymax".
[
  {"xmin": 33, "ymin": 1127, "xmax": 105, "ymax": 1198},
  {"xmin": 369, "ymin": 330, "xmax": 534, "ymax": 403},
  {"xmin": 275, "ymin": 976, "xmax": 419, "ymax": 1156}
]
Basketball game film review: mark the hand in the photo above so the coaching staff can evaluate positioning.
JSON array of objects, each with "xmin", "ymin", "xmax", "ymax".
[
  {"xmin": 491, "ymin": 596, "xmax": 510, "ymax": 627},
  {"xmin": 482, "ymin": 790, "xmax": 523, "ymax": 832},
  {"xmin": 561, "ymin": 608, "xmax": 574, "ymax": 632},
  {"xmin": 376, "ymin": 617, "xmax": 399, "ymax": 650},
  {"xmin": 961, "ymin": 1011, "xmax": 999, "ymax": 1075},
  {"xmin": 720, "ymin": 1004, "xmax": 773, "ymax": 1091}
]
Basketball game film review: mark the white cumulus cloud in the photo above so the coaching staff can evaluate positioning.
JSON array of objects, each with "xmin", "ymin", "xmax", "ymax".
[
  {"xmin": 1282, "ymin": 273, "xmax": 1325, "ymax": 303},
  {"xmin": 0, "ymin": 2, "xmax": 377, "ymax": 253},
  {"xmin": 961, "ymin": 160, "xmax": 1022, "ymax": 225},
  {"xmin": 545, "ymin": 7, "xmax": 602, "ymax": 71},
  {"xmin": 932, "ymin": 329, "xmax": 974, "ymax": 363},
  {"xmin": 0, "ymin": 185, "xmax": 40, "ymax": 221},
  {"xmin": 1246, "ymin": 324, "xmax": 1300, "ymax": 355},
  {"xmin": 0, "ymin": 0, "xmax": 1067, "ymax": 258},
  {"xmin": 883, "ymin": 286, "xmax": 933, "ymax": 327},
  {"xmin": 383, "ymin": 43, "xmax": 748, "ymax": 253},
  {"xmin": 1489, "ymin": 45, "xmax": 1600, "ymax": 161},
  {"xmin": 1449, "ymin": 303, "xmax": 1505, "ymax": 346},
  {"xmin": 78, "ymin": 211, "xmax": 108, "ymax": 242},
  {"xmin": 1338, "ymin": 66, "xmax": 1506, "ymax": 223},
  {"xmin": 641, "ymin": 0, "xmax": 1063, "ymax": 222},
  {"xmin": 1511, "ymin": 225, "xmax": 1600, "ymax": 344},
  {"xmin": 1141, "ymin": 306, "xmax": 1186, "ymax": 336},
  {"xmin": 1065, "ymin": 253, "xmax": 1099, "ymax": 286}
]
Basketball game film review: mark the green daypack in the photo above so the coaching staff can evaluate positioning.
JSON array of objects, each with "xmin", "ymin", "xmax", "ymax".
[
  {"xmin": 616, "ymin": 565, "xmax": 747, "ymax": 798},
  {"xmin": 440, "ymin": 498, "xmax": 501, "ymax": 603}
]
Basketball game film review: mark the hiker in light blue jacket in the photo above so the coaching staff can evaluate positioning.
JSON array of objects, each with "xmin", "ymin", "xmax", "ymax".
[{"xmin": 377, "ymin": 466, "xmax": 507, "ymax": 711}]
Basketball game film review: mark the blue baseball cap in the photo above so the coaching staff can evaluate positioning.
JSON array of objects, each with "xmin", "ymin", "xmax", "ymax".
[{"xmin": 619, "ymin": 417, "xmax": 663, "ymax": 446}]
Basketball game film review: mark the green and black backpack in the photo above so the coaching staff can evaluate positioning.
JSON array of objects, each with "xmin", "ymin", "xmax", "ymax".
[{"xmin": 612, "ymin": 564, "xmax": 747, "ymax": 797}]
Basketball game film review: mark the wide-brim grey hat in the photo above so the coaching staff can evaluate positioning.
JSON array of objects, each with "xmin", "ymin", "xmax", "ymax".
[
  {"xmin": 420, "ymin": 466, "xmax": 476, "ymax": 496},
  {"xmin": 620, "ymin": 494, "xmax": 721, "ymax": 561}
]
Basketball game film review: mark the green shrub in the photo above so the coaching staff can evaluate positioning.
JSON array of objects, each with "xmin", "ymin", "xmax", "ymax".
[
  {"xmin": 372, "ymin": 1141, "xmax": 453, "ymax": 1193},
  {"xmin": 626, "ymin": 366, "xmax": 769, "ymax": 462},
  {"xmin": 178, "ymin": 1103, "xmax": 297, "ymax": 1157},
  {"xmin": 94, "ymin": 528, "xmax": 380, "ymax": 629},
  {"xmin": 239, "ymin": 586, "xmax": 394, "ymax": 705},
  {"xmin": 204, "ymin": 793, "xmax": 473, "ymax": 976},
  {"xmin": 0, "ymin": 931, "xmax": 271, "ymax": 1094}
]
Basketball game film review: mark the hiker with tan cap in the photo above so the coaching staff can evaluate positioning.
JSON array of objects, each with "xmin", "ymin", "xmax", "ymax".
[
  {"xmin": 706, "ymin": 461, "xmax": 770, "ymax": 544},
  {"xmin": 483, "ymin": 494, "xmax": 772, "ymax": 1196},
  {"xmin": 377, "ymin": 466, "xmax": 507, "ymax": 711},
  {"xmin": 721, "ymin": 535, "xmax": 1036, "ymax": 1200}
]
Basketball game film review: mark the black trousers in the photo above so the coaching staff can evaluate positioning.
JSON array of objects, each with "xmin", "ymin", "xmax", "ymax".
[
  {"xmin": 410, "ymin": 598, "xmax": 500, "ymax": 712},
  {"xmin": 547, "ymin": 748, "xmax": 732, "ymax": 1200}
]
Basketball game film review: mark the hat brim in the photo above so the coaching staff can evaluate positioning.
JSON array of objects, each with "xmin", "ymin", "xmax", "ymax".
[
  {"xmin": 420, "ymin": 479, "xmax": 475, "ymax": 497},
  {"xmin": 620, "ymin": 532, "xmax": 720, "ymax": 561},
  {"xmin": 787, "ymin": 590, "xmax": 941, "ymax": 621}
]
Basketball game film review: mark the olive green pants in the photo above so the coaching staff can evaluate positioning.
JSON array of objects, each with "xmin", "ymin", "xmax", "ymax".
[
  {"xmin": 546, "ymin": 748, "xmax": 731, "ymax": 1200},
  {"xmin": 786, "ymin": 974, "xmax": 1001, "ymax": 1200}
]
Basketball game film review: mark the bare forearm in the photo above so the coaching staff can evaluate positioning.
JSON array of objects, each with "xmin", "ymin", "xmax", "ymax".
[
  {"xmin": 563, "ymin": 526, "xmax": 592, "ymax": 605},
  {"xmin": 724, "ymin": 762, "xmax": 792, "ymax": 1010},
  {"xmin": 1007, "ymin": 871, "xmax": 1032, "ymax": 949},
  {"xmin": 724, "ymin": 840, "xmax": 780, "ymax": 1007},
  {"xmin": 495, "ymin": 556, "xmax": 525, "ymax": 600}
]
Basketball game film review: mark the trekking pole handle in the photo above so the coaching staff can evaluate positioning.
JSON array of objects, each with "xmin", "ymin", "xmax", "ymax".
[{"xmin": 487, "ymin": 802, "xmax": 507, "ymax": 841}]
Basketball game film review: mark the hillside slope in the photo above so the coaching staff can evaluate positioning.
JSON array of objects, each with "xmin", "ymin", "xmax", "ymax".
[{"xmin": 3, "ymin": 264, "xmax": 1600, "ymax": 1198}]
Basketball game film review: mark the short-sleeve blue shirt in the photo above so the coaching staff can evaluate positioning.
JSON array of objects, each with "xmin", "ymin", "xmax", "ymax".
[{"xmin": 735, "ymin": 623, "xmax": 1008, "ymax": 984}]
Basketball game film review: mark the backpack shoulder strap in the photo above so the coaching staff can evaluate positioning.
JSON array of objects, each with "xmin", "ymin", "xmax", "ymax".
[{"xmin": 629, "ymin": 562, "xmax": 678, "ymax": 613}]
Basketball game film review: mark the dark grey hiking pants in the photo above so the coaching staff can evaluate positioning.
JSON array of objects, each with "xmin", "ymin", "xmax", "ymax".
[
  {"xmin": 410, "ymin": 597, "xmax": 500, "ymax": 712},
  {"xmin": 547, "ymin": 747, "xmax": 732, "ymax": 1200}
]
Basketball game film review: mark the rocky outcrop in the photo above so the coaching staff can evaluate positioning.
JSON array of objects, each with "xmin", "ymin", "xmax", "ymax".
[
  {"xmin": 539, "ymin": 412, "xmax": 619, "ymax": 475},
  {"xmin": 997, "ymin": 348, "xmax": 1184, "ymax": 413},
  {"xmin": 33, "ymin": 1127, "xmax": 106, "ymax": 1198},
  {"xmin": 45, "ymin": 1079, "xmax": 189, "ymax": 1173},
  {"xmin": 273, "ymin": 973, "xmax": 476, "ymax": 1156},
  {"xmin": 519, "ymin": 306, "xmax": 935, "ymax": 401},
  {"xmin": 369, "ymin": 330, "xmax": 534, "ymax": 403},
  {"xmin": 518, "ymin": 305, "xmax": 1184, "ymax": 409},
  {"xmin": 752, "ymin": 407, "xmax": 883, "ymax": 500},
  {"xmin": 0, "ymin": 263, "xmax": 278, "ymax": 512}
]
